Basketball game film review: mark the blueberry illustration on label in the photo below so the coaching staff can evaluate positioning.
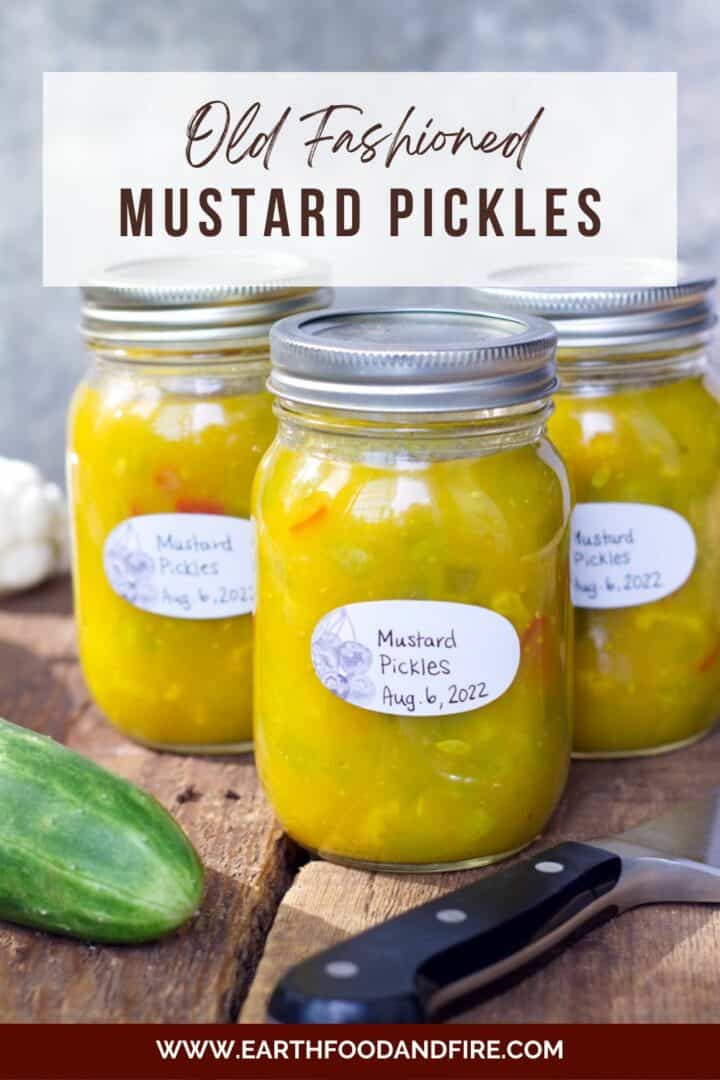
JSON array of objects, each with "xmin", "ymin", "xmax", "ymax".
[
  {"xmin": 104, "ymin": 523, "xmax": 157, "ymax": 604},
  {"xmin": 338, "ymin": 640, "xmax": 372, "ymax": 676},
  {"xmin": 311, "ymin": 609, "xmax": 376, "ymax": 706}
]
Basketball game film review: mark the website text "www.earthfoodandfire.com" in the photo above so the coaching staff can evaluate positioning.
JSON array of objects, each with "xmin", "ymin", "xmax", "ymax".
[{"xmin": 154, "ymin": 1036, "xmax": 564, "ymax": 1063}]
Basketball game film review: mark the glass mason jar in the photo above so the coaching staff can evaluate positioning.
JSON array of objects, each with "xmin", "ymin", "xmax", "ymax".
[
  {"xmin": 67, "ymin": 257, "xmax": 328, "ymax": 753},
  {"xmin": 253, "ymin": 308, "xmax": 573, "ymax": 871},
  {"xmin": 473, "ymin": 265, "xmax": 720, "ymax": 757}
]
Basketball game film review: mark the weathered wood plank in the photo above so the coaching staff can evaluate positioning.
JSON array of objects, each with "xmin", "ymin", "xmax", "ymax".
[
  {"xmin": 241, "ymin": 728, "xmax": 720, "ymax": 1023},
  {"xmin": 0, "ymin": 579, "xmax": 296, "ymax": 1023}
]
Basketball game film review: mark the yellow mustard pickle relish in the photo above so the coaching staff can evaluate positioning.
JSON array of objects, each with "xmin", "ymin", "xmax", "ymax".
[
  {"xmin": 475, "ymin": 264, "xmax": 720, "ymax": 756},
  {"xmin": 254, "ymin": 308, "xmax": 572, "ymax": 870},
  {"xmin": 68, "ymin": 257, "xmax": 328, "ymax": 752}
]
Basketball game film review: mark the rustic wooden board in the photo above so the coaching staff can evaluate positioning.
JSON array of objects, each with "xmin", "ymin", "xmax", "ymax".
[
  {"xmin": 4, "ymin": 579, "xmax": 720, "ymax": 1023},
  {"xmin": 241, "ymin": 729, "xmax": 720, "ymax": 1023},
  {"xmin": 0, "ymin": 578, "xmax": 296, "ymax": 1023}
]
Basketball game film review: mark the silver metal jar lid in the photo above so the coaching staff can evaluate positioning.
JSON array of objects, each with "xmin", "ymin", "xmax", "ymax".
[
  {"xmin": 467, "ymin": 260, "xmax": 717, "ymax": 351},
  {"xmin": 82, "ymin": 255, "xmax": 330, "ymax": 349},
  {"xmin": 269, "ymin": 307, "xmax": 557, "ymax": 413}
]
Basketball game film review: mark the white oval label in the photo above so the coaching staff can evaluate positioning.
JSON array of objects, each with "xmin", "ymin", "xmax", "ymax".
[
  {"xmin": 103, "ymin": 514, "xmax": 254, "ymax": 620},
  {"xmin": 311, "ymin": 600, "xmax": 520, "ymax": 717},
  {"xmin": 571, "ymin": 502, "xmax": 696, "ymax": 609}
]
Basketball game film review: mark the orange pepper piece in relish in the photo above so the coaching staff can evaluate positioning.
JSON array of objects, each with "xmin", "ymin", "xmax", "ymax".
[
  {"xmin": 154, "ymin": 466, "xmax": 182, "ymax": 492},
  {"xmin": 175, "ymin": 497, "xmax": 226, "ymax": 515},
  {"xmin": 520, "ymin": 615, "xmax": 557, "ymax": 687},
  {"xmin": 288, "ymin": 492, "xmax": 331, "ymax": 533}
]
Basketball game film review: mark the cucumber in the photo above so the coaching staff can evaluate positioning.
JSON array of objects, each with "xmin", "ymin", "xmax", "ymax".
[{"xmin": 0, "ymin": 717, "xmax": 204, "ymax": 943}]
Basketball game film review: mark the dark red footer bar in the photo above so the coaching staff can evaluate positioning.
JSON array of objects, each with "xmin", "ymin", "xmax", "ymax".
[{"xmin": 1, "ymin": 1024, "xmax": 718, "ymax": 1080}]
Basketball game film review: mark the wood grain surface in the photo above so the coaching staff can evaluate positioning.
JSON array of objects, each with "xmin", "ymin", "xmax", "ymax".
[
  {"xmin": 3, "ymin": 579, "xmax": 720, "ymax": 1024},
  {"xmin": 0, "ymin": 578, "xmax": 298, "ymax": 1023},
  {"xmin": 241, "ymin": 731, "xmax": 720, "ymax": 1023}
]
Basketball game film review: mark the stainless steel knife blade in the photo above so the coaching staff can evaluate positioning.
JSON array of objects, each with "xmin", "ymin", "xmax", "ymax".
[
  {"xmin": 267, "ymin": 789, "xmax": 720, "ymax": 1023},
  {"xmin": 599, "ymin": 790, "xmax": 720, "ymax": 866},
  {"xmin": 591, "ymin": 789, "xmax": 720, "ymax": 909}
]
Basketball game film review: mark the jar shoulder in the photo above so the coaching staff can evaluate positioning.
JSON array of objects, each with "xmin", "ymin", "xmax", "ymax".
[
  {"xmin": 68, "ymin": 371, "xmax": 275, "ymax": 446},
  {"xmin": 253, "ymin": 432, "xmax": 571, "ymax": 551},
  {"xmin": 552, "ymin": 377, "xmax": 720, "ymax": 449},
  {"xmin": 550, "ymin": 378, "xmax": 720, "ymax": 502}
]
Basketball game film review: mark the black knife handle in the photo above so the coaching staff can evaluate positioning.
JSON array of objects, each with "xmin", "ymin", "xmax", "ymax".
[{"xmin": 268, "ymin": 841, "xmax": 622, "ymax": 1023}]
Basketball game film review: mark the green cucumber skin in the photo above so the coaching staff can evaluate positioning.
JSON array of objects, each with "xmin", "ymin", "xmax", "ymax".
[{"xmin": 0, "ymin": 718, "xmax": 204, "ymax": 943}]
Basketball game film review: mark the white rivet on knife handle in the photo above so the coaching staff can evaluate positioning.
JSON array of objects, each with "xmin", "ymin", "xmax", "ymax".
[
  {"xmin": 325, "ymin": 961, "xmax": 359, "ymax": 979},
  {"xmin": 436, "ymin": 908, "xmax": 468, "ymax": 924}
]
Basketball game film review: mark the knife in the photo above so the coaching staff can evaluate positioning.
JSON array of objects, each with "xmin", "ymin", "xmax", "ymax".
[{"xmin": 268, "ymin": 791, "xmax": 720, "ymax": 1023}]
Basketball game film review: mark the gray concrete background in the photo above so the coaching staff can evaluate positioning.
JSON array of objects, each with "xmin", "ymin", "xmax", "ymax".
[{"xmin": 2, "ymin": 0, "xmax": 719, "ymax": 483}]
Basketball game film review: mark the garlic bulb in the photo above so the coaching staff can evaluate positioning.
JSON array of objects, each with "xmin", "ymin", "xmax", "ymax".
[{"xmin": 0, "ymin": 458, "xmax": 70, "ymax": 594}]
